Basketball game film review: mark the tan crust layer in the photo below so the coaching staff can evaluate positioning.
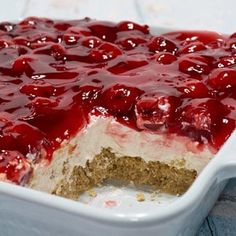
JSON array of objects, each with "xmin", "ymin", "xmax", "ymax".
[{"xmin": 52, "ymin": 148, "xmax": 197, "ymax": 200}]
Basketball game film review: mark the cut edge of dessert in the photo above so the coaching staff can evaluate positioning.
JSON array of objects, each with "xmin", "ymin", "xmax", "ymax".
[
  {"xmin": 0, "ymin": 17, "xmax": 235, "ymax": 200},
  {"xmin": 29, "ymin": 115, "xmax": 209, "ymax": 199}
]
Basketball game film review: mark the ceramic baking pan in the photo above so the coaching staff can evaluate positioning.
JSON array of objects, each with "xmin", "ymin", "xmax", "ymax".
[{"xmin": 0, "ymin": 27, "xmax": 235, "ymax": 236}]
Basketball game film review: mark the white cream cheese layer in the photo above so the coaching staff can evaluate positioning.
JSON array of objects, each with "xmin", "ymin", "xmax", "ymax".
[{"xmin": 29, "ymin": 115, "xmax": 214, "ymax": 193}]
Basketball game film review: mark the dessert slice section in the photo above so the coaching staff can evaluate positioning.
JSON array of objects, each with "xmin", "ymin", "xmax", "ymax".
[
  {"xmin": 0, "ymin": 17, "xmax": 234, "ymax": 199},
  {"xmin": 29, "ymin": 115, "xmax": 214, "ymax": 199}
]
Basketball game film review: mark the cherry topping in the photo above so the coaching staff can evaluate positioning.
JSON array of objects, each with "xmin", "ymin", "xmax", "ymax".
[
  {"xmin": 0, "ymin": 150, "xmax": 31, "ymax": 184},
  {"xmin": 164, "ymin": 31, "xmax": 226, "ymax": 45},
  {"xmin": 12, "ymin": 55, "xmax": 35, "ymax": 75},
  {"xmin": 0, "ymin": 17, "xmax": 234, "ymax": 184},
  {"xmin": 181, "ymin": 98, "xmax": 229, "ymax": 142},
  {"xmin": 88, "ymin": 22, "xmax": 117, "ymax": 42},
  {"xmin": 13, "ymin": 37, "xmax": 31, "ymax": 47},
  {"xmin": 177, "ymin": 81, "xmax": 209, "ymax": 98},
  {"xmin": 207, "ymin": 68, "xmax": 236, "ymax": 91},
  {"xmin": 155, "ymin": 52, "xmax": 177, "ymax": 65},
  {"xmin": 80, "ymin": 36, "xmax": 102, "ymax": 48},
  {"xmin": 54, "ymin": 22, "xmax": 72, "ymax": 31},
  {"xmin": 108, "ymin": 59, "xmax": 148, "ymax": 74},
  {"xmin": 101, "ymin": 84, "xmax": 143, "ymax": 114},
  {"xmin": 117, "ymin": 21, "xmax": 149, "ymax": 34},
  {"xmin": 230, "ymin": 32, "xmax": 236, "ymax": 39},
  {"xmin": 73, "ymin": 85, "xmax": 102, "ymax": 106},
  {"xmin": 214, "ymin": 55, "xmax": 236, "ymax": 68},
  {"xmin": 20, "ymin": 81, "xmax": 55, "ymax": 98},
  {"xmin": 2, "ymin": 122, "xmax": 45, "ymax": 154},
  {"xmin": 26, "ymin": 97, "xmax": 59, "ymax": 116},
  {"xmin": 148, "ymin": 36, "xmax": 178, "ymax": 54},
  {"xmin": 117, "ymin": 36, "xmax": 147, "ymax": 50},
  {"xmin": 180, "ymin": 41, "xmax": 207, "ymax": 54},
  {"xmin": 0, "ymin": 39, "xmax": 12, "ymax": 49},
  {"xmin": 0, "ymin": 22, "xmax": 14, "ymax": 32},
  {"xmin": 33, "ymin": 43, "xmax": 66, "ymax": 60},
  {"xmin": 225, "ymin": 37, "xmax": 236, "ymax": 51},
  {"xmin": 179, "ymin": 54, "xmax": 211, "ymax": 75},
  {"xmin": 212, "ymin": 117, "xmax": 236, "ymax": 149},
  {"xmin": 89, "ymin": 42, "xmax": 122, "ymax": 62},
  {"xmin": 0, "ymin": 112, "xmax": 13, "ymax": 129},
  {"xmin": 63, "ymin": 26, "xmax": 91, "ymax": 45},
  {"xmin": 135, "ymin": 94, "xmax": 181, "ymax": 131},
  {"xmin": 19, "ymin": 17, "xmax": 54, "ymax": 27}
]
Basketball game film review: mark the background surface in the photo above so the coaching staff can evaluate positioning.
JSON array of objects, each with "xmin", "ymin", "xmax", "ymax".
[{"xmin": 1, "ymin": 0, "xmax": 236, "ymax": 235}]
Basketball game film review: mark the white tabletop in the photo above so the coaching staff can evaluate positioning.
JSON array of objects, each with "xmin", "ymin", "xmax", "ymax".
[{"xmin": 2, "ymin": 0, "xmax": 236, "ymax": 34}]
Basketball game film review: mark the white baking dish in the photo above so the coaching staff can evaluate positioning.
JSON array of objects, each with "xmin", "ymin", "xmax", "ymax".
[{"xmin": 0, "ymin": 26, "xmax": 235, "ymax": 236}]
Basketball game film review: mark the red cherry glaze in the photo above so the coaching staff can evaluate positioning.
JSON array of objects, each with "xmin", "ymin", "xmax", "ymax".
[
  {"xmin": 12, "ymin": 55, "xmax": 36, "ymax": 75},
  {"xmin": 88, "ymin": 22, "xmax": 117, "ymax": 42},
  {"xmin": 20, "ymin": 81, "xmax": 56, "ymax": 98},
  {"xmin": 0, "ymin": 22, "xmax": 14, "ymax": 32},
  {"xmin": 148, "ymin": 36, "xmax": 178, "ymax": 54},
  {"xmin": 179, "ymin": 54, "xmax": 211, "ymax": 75},
  {"xmin": 13, "ymin": 37, "xmax": 31, "ymax": 47},
  {"xmin": 117, "ymin": 21, "xmax": 149, "ymax": 34},
  {"xmin": 230, "ymin": 32, "xmax": 236, "ymax": 39},
  {"xmin": 108, "ymin": 58, "xmax": 148, "ymax": 74},
  {"xmin": 80, "ymin": 36, "xmax": 102, "ymax": 48},
  {"xmin": 19, "ymin": 17, "xmax": 54, "ymax": 27},
  {"xmin": 117, "ymin": 36, "xmax": 147, "ymax": 50},
  {"xmin": 155, "ymin": 52, "xmax": 177, "ymax": 65},
  {"xmin": 207, "ymin": 68, "xmax": 236, "ymax": 91},
  {"xmin": 33, "ymin": 43, "xmax": 66, "ymax": 60},
  {"xmin": 0, "ymin": 39, "xmax": 12, "ymax": 49},
  {"xmin": 73, "ymin": 85, "xmax": 102, "ymax": 107},
  {"xmin": 0, "ymin": 150, "xmax": 31, "ymax": 184},
  {"xmin": 89, "ymin": 42, "xmax": 122, "ymax": 62},
  {"xmin": 164, "ymin": 31, "xmax": 226, "ymax": 45},
  {"xmin": 101, "ymin": 84, "xmax": 143, "ymax": 114},
  {"xmin": 2, "ymin": 121, "xmax": 46, "ymax": 155},
  {"xmin": 135, "ymin": 94, "xmax": 181, "ymax": 131},
  {"xmin": 177, "ymin": 81, "xmax": 209, "ymax": 98},
  {"xmin": 181, "ymin": 98, "xmax": 229, "ymax": 142},
  {"xmin": 179, "ymin": 41, "xmax": 207, "ymax": 54},
  {"xmin": 225, "ymin": 38, "xmax": 236, "ymax": 51},
  {"xmin": 212, "ymin": 117, "xmax": 236, "ymax": 149},
  {"xmin": 214, "ymin": 55, "xmax": 236, "ymax": 68},
  {"xmin": 26, "ymin": 97, "xmax": 59, "ymax": 116},
  {"xmin": 0, "ymin": 17, "xmax": 234, "ymax": 184}
]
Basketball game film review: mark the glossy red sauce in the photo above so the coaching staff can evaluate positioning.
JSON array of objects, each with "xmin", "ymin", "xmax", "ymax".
[{"xmin": 0, "ymin": 17, "xmax": 235, "ymax": 184}]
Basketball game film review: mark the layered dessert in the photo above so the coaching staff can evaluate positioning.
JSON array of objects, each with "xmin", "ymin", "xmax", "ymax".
[{"xmin": 0, "ymin": 17, "xmax": 235, "ymax": 199}]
